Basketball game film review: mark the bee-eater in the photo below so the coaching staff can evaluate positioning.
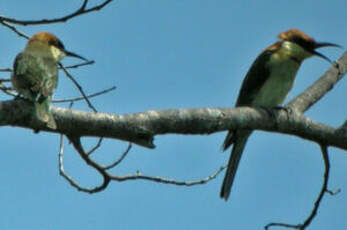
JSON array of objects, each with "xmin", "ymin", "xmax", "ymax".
[
  {"xmin": 11, "ymin": 32, "xmax": 87, "ymax": 129},
  {"xmin": 220, "ymin": 29, "xmax": 340, "ymax": 200}
]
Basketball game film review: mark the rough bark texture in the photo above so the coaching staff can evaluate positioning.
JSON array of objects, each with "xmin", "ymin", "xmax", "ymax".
[{"xmin": 1, "ymin": 51, "xmax": 346, "ymax": 150}]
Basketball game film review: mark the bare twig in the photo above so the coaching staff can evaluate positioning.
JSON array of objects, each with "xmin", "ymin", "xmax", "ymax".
[
  {"xmin": 59, "ymin": 63, "xmax": 97, "ymax": 112},
  {"xmin": 59, "ymin": 98, "xmax": 108, "ymax": 194},
  {"xmin": 265, "ymin": 223, "xmax": 299, "ymax": 230},
  {"xmin": 108, "ymin": 163, "xmax": 228, "ymax": 186},
  {"xmin": 59, "ymin": 63, "xmax": 106, "ymax": 161},
  {"xmin": 87, "ymin": 138, "xmax": 103, "ymax": 155},
  {"xmin": 0, "ymin": 79, "xmax": 14, "ymax": 96},
  {"xmin": 265, "ymin": 144, "xmax": 331, "ymax": 230},
  {"xmin": 59, "ymin": 134, "xmax": 109, "ymax": 193},
  {"xmin": 0, "ymin": 87, "xmax": 16, "ymax": 97},
  {"xmin": 60, "ymin": 134, "xmax": 226, "ymax": 193},
  {"xmin": 301, "ymin": 144, "xmax": 330, "ymax": 228},
  {"xmin": 59, "ymin": 135, "xmax": 81, "ymax": 189},
  {"xmin": 59, "ymin": 62, "xmax": 107, "ymax": 158},
  {"xmin": 0, "ymin": 21, "xmax": 29, "ymax": 39},
  {"xmin": 103, "ymin": 143, "xmax": 132, "ymax": 170},
  {"xmin": 0, "ymin": 69, "xmax": 12, "ymax": 72},
  {"xmin": 0, "ymin": 0, "xmax": 113, "ymax": 26},
  {"xmin": 326, "ymin": 188, "xmax": 341, "ymax": 195},
  {"xmin": 53, "ymin": 86, "xmax": 116, "ymax": 103},
  {"xmin": 62, "ymin": 60, "xmax": 95, "ymax": 69},
  {"xmin": 67, "ymin": 135, "xmax": 111, "ymax": 193}
]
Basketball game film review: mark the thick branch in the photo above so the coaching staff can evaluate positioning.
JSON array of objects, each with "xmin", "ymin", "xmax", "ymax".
[
  {"xmin": 1, "ymin": 52, "xmax": 346, "ymax": 149},
  {"xmin": 0, "ymin": 99, "xmax": 346, "ymax": 150},
  {"xmin": 67, "ymin": 135, "xmax": 111, "ymax": 193}
]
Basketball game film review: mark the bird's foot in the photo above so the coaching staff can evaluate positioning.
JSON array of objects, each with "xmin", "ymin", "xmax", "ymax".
[
  {"xmin": 271, "ymin": 105, "xmax": 292, "ymax": 115},
  {"xmin": 260, "ymin": 106, "xmax": 276, "ymax": 119},
  {"xmin": 260, "ymin": 105, "xmax": 292, "ymax": 120}
]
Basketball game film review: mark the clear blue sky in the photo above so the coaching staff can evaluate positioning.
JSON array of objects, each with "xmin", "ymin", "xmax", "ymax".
[{"xmin": 1, "ymin": 1, "xmax": 346, "ymax": 229}]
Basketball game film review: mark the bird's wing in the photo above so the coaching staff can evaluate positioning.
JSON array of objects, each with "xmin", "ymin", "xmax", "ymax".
[
  {"xmin": 235, "ymin": 47, "xmax": 277, "ymax": 106},
  {"xmin": 13, "ymin": 52, "xmax": 58, "ymax": 98}
]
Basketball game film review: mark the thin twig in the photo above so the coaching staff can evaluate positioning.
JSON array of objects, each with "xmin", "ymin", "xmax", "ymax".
[
  {"xmin": 108, "ymin": 163, "xmax": 228, "ymax": 186},
  {"xmin": 0, "ymin": 69, "xmax": 12, "ymax": 72},
  {"xmin": 62, "ymin": 60, "xmax": 95, "ymax": 69},
  {"xmin": 62, "ymin": 133, "xmax": 226, "ymax": 193},
  {"xmin": 103, "ymin": 143, "xmax": 132, "ymax": 170},
  {"xmin": 59, "ymin": 134, "xmax": 107, "ymax": 193},
  {"xmin": 87, "ymin": 138, "xmax": 103, "ymax": 155},
  {"xmin": 57, "ymin": 66, "xmax": 106, "ymax": 156},
  {"xmin": 67, "ymin": 135, "xmax": 111, "ymax": 193},
  {"xmin": 0, "ymin": 21, "xmax": 29, "ymax": 39},
  {"xmin": 0, "ymin": 0, "xmax": 113, "ymax": 26},
  {"xmin": 265, "ymin": 144, "xmax": 331, "ymax": 230},
  {"xmin": 301, "ymin": 144, "xmax": 330, "ymax": 228},
  {"xmin": 57, "ymin": 66, "xmax": 106, "ymax": 161},
  {"xmin": 0, "ymin": 79, "xmax": 14, "ymax": 96},
  {"xmin": 59, "ymin": 63, "xmax": 97, "ymax": 112},
  {"xmin": 53, "ymin": 86, "xmax": 116, "ymax": 103},
  {"xmin": 326, "ymin": 188, "xmax": 341, "ymax": 195},
  {"xmin": 59, "ymin": 62, "xmax": 106, "ymax": 157},
  {"xmin": 0, "ymin": 87, "xmax": 16, "ymax": 97}
]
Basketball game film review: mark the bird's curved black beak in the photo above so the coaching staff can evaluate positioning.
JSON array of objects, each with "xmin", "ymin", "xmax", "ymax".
[
  {"xmin": 65, "ymin": 50, "xmax": 88, "ymax": 61},
  {"xmin": 312, "ymin": 42, "xmax": 342, "ymax": 63}
]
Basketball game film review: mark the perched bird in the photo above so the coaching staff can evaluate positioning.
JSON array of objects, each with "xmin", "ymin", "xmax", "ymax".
[
  {"xmin": 11, "ymin": 32, "xmax": 87, "ymax": 129},
  {"xmin": 220, "ymin": 29, "xmax": 340, "ymax": 201}
]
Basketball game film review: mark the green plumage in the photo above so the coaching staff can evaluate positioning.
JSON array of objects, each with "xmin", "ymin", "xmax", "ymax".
[
  {"xmin": 11, "ymin": 52, "xmax": 58, "ymax": 129},
  {"xmin": 221, "ymin": 43, "xmax": 303, "ymax": 200},
  {"xmin": 222, "ymin": 49, "xmax": 274, "ymax": 151}
]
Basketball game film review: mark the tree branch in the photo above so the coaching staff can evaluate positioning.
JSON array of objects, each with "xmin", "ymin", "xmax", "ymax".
[
  {"xmin": 264, "ymin": 145, "xmax": 331, "ymax": 230},
  {"xmin": 1, "ymin": 99, "xmax": 347, "ymax": 150},
  {"xmin": 0, "ymin": 0, "xmax": 113, "ymax": 26},
  {"xmin": 0, "ymin": 20, "xmax": 29, "ymax": 38},
  {"xmin": 59, "ymin": 134, "xmax": 227, "ymax": 193},
  {"xmin": 65, "ymin": 135, "xmax": 111, "ymax": 193},
  {"xmin": 52, "ymin": 86, "xmax": 117, "ymax": 103},
  {"xmin": 59, "ymin": 63, "xmax": 98, "ymax": 112},
  {"xmin": 59, "ymin": 134, "xmax": 109, "ymax": 193},
  {"xmin": 1, "ymin": 52, "xmax": 346, "ymax": 149}
]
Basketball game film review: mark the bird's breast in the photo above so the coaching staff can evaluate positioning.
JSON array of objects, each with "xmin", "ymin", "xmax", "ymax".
[{"xmin": 252, "ymin": 59, "xmax": 300, "ymax": 107}]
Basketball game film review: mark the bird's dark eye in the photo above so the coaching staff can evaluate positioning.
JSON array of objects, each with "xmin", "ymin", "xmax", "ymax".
[{"xmin": 50, "ymin": 39, "xmax": 65, "ymax": 50}]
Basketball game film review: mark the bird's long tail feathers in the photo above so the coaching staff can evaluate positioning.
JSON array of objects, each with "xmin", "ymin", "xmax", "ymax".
[
  {"xmin": 220, "ymin": 130, "xmax": 251, "ymax": 201},
  {"xmin": 35, "ymin": 97, "xmax": 57, "ymax": 129},
  {"xmin": 222, "ymin": 131, "xmax": 234, "ymax": 151}
]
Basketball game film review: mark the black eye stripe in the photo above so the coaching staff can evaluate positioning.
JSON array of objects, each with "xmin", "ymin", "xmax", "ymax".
[
  {"xmin": 290, "ymin": 36, "xmax": 314, "ymax": 50},
  {"xmin": 49, "ymin": 40, "xmax": 65, "ymax": 50}
]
